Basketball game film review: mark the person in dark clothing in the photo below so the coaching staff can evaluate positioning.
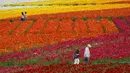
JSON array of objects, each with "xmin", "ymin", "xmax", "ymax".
[{"xmin": 73, "ymin": 49, "xmax": 80, "ymax": 64}]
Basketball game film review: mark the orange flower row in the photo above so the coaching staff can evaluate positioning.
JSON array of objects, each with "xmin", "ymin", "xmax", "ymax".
[
  {"xmin": 87, "ymin": 19, "xmax": 104, "ymax": 33},
  {"xmin": 44, "ymin": 19, "xmax": 59, "ymax": 33},
  {"xmin": 100, "ymin": 18, "xmax": 119, "ymax": 33},
  {"xmin": 0, "ymin": 18, "xmax": 120, "ymax": 54},
  {"xmin": 28, "ymin": 19, "xmax": 45, "ymax": 33},
  {"xmin": 13, "ymin": 20, "xmax": 33, "ymax": 34}
]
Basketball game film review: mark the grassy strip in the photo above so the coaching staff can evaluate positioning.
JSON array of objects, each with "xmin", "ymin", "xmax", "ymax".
[
  {"xmin": 9, "ymin": 23, "xmax": 21, "ymax": 35},
  {"xmin": 0, "ymin": 57, "xmax": 60, "ymax": 67},
  {"xmin": 43, "ymin": 58, "xmax": 60, "ymax": 66},
  {"xmin": 92, "ymin": 57, "xmax": 130, "ymax": 65},
  {"xmin": 1, "ymin": 57, "xmax": 130, "ymax": 67}
]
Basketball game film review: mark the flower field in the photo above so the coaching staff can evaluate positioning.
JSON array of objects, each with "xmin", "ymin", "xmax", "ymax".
[
  {"xmin": 0, "ymin": 16, "xmax": 123, "ymax": 54},
  {"xmin": 0, "ymin": 63, "xmax": 130, "ymax": 73},
  {"xmin": 0, "ymin": 1, "xmax": 130, "ymax": 72}
]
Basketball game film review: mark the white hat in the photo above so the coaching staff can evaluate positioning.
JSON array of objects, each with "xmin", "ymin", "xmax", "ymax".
[{"xmin": 87, "ymin": 44, "xmax": 91, "ymax": 47}]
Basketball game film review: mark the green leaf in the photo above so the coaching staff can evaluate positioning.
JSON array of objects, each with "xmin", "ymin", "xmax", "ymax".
[
  {"xmin": 83, "ymin": 18, "xmax": 88, "ymax": 22},
  {"xmin": 54, "ymin": 58, "xmax": 60, "ymax": 64},
  {"xmin": 108, "ymin": 16, "xmax": 112, "ymax": 20}
]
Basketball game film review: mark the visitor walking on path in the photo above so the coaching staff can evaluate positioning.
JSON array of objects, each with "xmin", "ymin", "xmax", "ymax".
[
  {"xmin": 84, "ymin": 44, "xmax": 91, "ymax": 64},
  {"xmin": 73, "ymin": 49, "xmax": 80, "ymax": 64}
]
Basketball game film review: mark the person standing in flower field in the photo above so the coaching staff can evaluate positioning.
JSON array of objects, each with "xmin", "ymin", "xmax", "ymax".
[
  {"xmin": 84, "ymin": 44, "xmax": 91, "ymax": 64},
  {"xmin": 24, "ymin": 12, "xmax": 27, "ymax": 20},
  {"xmin": 73, "ymin": 49, "xmax": 80, "ymax": 64},
  {"xmin": 21, "ymin": 12, "xmax": 27, "ymax": 21}
]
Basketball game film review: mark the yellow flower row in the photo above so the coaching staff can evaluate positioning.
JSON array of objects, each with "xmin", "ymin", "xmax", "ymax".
[
  {"xmin": 5, "ymin": 0, "xmax": 125, "ymax": 6},
  {"xmin": 0, "ymin": 4, "xmax": 130, "ymax": 19}
]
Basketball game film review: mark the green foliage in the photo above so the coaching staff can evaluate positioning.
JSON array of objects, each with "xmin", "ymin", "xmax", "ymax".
[
  {"xmin": 83, "ymin": 17, "xmax": 88, "ymax": 22},
  {"xmin": 54, "ymin": 58, "xmax": 60, "ymax": 64},
  {"xmin": 119, "ymin": 16, "xmax": 124, "ymax": 20},
  {"xmin": 19, "ymin": 48, "xmax": 28, "ymax": 52},
  {"xmin": 108, "ymin": 16, "xmax": 112, "ymax": 20},
  {"xmin": 43, "ymin": 58, "xmax": 60, "ymax": 66},
  {"xmin": 10, "ymin": 19, "xmax": 14, "ymax": 22},
  {"xmin": 0, "ymin": 57, "xmax": 41, "ymax": 67},
  {"xmin": 5, "ymin": 60, "xmax": 14, "ymax": 67},
  {"xmin": 96, "ymin": 17, "xmax": 101, "ymax": 22},
  {"xmin": 67, "ymin": 61, "xmax": 73, "ymax": 66},
  {"xmin": 72, "ymin": 18, "xmax": 77, "ymax": 22},
  {"xmin": 28, "ymin": 58, "xmax": 40, "ymax": 64},
  {"xmin": 43, "ymin": 60, "xmax": 53, "ymax": 66},
  {"xmin": 92, "ymin": 57, "xmax": 130, "ymax": 65},
  {"xmin": 33, "ymin": 46, "xmax": 40, "ymax": 49},
  {"xmin": 0, "ymin": 19, "xmax": 4, "ymax": 22}
]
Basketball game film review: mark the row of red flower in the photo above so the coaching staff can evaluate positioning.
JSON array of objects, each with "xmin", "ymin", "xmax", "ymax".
[
  {"xmin": 0, "ymin": 63, "xmax": 129, "ymax": 73},
  {"xmin": 0, "ymin": 32, "xmax": 129, "ymax": 62}
]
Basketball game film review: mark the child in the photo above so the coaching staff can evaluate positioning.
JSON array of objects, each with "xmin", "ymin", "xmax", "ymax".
[{"xmin": 73, "ymin": 49, "xmax": 80, "ymax": 64}]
